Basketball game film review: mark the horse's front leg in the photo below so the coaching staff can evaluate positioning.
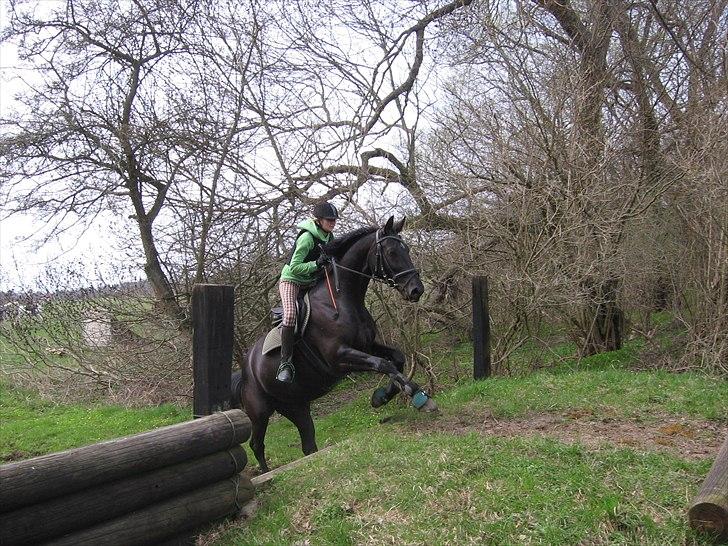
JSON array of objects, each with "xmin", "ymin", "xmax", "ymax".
[
  {"xmin": 336, "ymin": 346, "xmax": 438, "ymax": 412},
  {"xmin": 369, "ymin": 343, "xmax": 405, "ymax": 408}
]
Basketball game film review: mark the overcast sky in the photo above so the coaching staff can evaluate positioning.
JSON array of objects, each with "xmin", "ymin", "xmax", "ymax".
[
  {"xmin": 0, "ymin": 0, "xmax": 121, "ymax": 290},
  {"xmin": 0, "ymin": 2, "xmax": 137, "ymax": 291}
]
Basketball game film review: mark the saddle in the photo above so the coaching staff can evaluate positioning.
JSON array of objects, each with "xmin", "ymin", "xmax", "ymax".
[{"xmin": 263, "ymin": 292, "xmax": 312, "ymax": 355}]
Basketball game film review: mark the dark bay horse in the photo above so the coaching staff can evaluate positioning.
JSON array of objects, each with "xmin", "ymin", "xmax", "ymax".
[{"xmin": 239, "ymin": 216, "xmax": 437, "ymax": 472}]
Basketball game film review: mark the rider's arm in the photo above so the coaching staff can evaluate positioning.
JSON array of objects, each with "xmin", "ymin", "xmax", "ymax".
[{"xmin": 287, "ymin": 232, "xmax": 319, "ymax": 277}]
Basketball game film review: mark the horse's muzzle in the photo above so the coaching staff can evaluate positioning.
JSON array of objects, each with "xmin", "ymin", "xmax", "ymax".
[{"xmin": 405, "ymin": 279, "xmax": 424, "ymax": 302}]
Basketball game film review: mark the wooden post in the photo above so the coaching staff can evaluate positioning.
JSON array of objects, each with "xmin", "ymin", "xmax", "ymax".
[
  {"xmin": 689, "ymin": 434, "xmax": 728, "ymax": 538},
  {"xmin": 192, "ymin": 284, "xmax": 235, "ymax": 417},
  {"xmin": 472, "ymin": 276, "xmax": 491, "ymax": 380}
]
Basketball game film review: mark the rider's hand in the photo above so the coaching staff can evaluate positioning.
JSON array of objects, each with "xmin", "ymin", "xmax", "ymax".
[{"xmin": 316, "ymin": 254, "xmax": 330, "ymax": 268}]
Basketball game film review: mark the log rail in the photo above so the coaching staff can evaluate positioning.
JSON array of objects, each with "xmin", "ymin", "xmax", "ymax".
[{"xmin": 0, "ymin": 410, "xmax": 252, "ymax": 546}]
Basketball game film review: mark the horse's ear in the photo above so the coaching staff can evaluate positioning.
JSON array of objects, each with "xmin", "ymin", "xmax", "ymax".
[
  {"xmin": 383, "ymin": 216, "xmax": 395, "ymax": 234},
  {"xmin": 394, "ymin": 217, "xmax": 406, "ymax": 233}
]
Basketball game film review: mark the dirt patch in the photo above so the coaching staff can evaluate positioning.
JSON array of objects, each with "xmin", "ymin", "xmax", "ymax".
[
  {"xmin": 1, "ymin": 450, "xmax": 44, "ymax": 463},
  {"xmin": 405, "ymin": 408, "xmax": 727, "ymax": 460}
]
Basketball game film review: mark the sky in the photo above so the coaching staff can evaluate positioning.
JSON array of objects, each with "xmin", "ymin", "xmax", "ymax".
[
  {"xmin": 0, "ymin": 3, "xmax": 40, "ymax": 291},
  {"xmin": 1, "ymin": 4, "xmax": 53, "ymax": 290}
]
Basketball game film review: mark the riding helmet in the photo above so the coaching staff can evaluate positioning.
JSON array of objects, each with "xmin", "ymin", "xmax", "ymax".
[{"xmin": 313, "ymin": 201, "xmax": 339, "ymax": 220}]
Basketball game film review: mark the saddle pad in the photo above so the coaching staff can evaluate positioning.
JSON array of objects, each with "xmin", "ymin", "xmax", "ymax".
[
  {"xmin": 262, "ymin": 327, "xmax": 282, "ymax": 356},
  {"xmin": 262, "ymin": 292, "xmax": 312, "ymax": 355}
]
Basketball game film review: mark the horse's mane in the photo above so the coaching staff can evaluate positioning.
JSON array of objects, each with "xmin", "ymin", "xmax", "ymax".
[{"xmin": 322, "ymin": 226, "xmax": 377, "ymax": 259}]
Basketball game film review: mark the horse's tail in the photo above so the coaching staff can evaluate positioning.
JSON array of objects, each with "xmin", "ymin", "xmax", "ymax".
[
  {"xmin": 230, "ymin": 346, "xmax": 249, "ymax": 409},
  {"xmin": 230, "ymin": 370, "xmax": 244, "ymax": 409}
]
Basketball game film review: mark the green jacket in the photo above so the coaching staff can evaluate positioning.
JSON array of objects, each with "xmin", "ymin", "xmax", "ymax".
[{"xmin": 280, "ymin": 219, "xmax": 333, "ymax": 285}]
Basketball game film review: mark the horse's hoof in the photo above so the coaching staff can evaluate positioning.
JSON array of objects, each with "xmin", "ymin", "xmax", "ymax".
[
  {"xmin": 411, "ymin": 390, "xmax": 437, "ymax": 412},
  {"xmin": 420, "ymin": 398, "xmax": 439, "ymax": 412},
  {"xmin": 371, "ymin": 387, "xmax": 389, "ymax": 408}
]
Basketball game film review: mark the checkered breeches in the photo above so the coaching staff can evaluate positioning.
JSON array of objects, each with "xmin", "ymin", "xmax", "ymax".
[{"xmin": 279, "ymin": 280, "xmax": 300, "ymax": 327}]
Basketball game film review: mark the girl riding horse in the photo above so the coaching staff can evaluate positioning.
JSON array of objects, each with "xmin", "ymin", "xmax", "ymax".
[{"xmin": 241, "ymin": 215, "xmax": 437, "ymax": 472}]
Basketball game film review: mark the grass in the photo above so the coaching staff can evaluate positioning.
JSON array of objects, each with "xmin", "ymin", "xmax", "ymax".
[
  {"xmin": 245, "ymin": 362, "xmax": 727, "ymax": 475},
  {"xmin": 203, "ymin": 335, "xmax": 726, "ymax": 545},
  {"xmin": 1, "ymin": 313, "xmax": 726, "ymax": 545},
  {"xmin": 216, "ymin": 432, "xmax": 715, "ymax": 545},
  {"xmin": 0, "ymin": 382, "xmax": 189, "ymax": 460},
  {"xmin": 442, "ymin": 367, "xmax": 726, "ymax": 421}
]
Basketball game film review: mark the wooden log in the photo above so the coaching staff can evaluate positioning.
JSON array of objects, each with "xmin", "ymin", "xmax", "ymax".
[
  {"xmin": 689, "ymin": 434, "xmax": 728, "ymax": 537},
  {"xmin": 472, "ymin": 276, "xmax": 491, "ymax": 379},
  {"xmin": 192, "ymin": 284, "xmax": 235, "ymax": 417},
  {"xmin": 154, "ymin": 533, "xmax": 198, "ymax": 546},
  {"xmin": 251, "ymin": 446, "xmax": 333, "ymax": 488},
  {"xmin": 43, "ymin": 475, "xmax": 255, "ymax": 546},
  {"xmin": 0, "ymin": 409, "xmax": 250, "ymax": 512},
  {"xmin": 0, "ymin": 447, "xmax": 248, "ymax": 546}
]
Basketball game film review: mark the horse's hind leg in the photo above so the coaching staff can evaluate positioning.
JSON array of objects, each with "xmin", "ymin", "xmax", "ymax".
[
  {"xmin": 244, "ymin": 392, "xmax": 274, "ymax": 473},
  {"xmin": 230, "ymin": 370, "xmax": 243, "ymax": 409},
  {"xmin": 278, "ymin": 403, "xmax": 318, "ymax": 456}
]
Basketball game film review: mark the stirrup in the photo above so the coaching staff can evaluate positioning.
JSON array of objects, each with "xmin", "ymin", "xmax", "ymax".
[{"xmin": 276, "ymin": 361, "xmax": 295, "ymax": 383}]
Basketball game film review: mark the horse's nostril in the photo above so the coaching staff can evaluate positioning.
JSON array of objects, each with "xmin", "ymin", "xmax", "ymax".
[{"xmin": 409, "ymin": 285, "xmax": 424, "ymax": 300}]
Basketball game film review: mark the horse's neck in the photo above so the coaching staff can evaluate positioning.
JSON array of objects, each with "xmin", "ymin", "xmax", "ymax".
[{"xmin": 337, "ymin": 234, "xmax": 375, "ymax": 303}]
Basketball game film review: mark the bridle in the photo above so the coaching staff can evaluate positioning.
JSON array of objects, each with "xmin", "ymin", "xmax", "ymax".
[
  {"xmin": 371, "ymin": 230, "xmax": 419, "ymax": 288},
  {"xmin": 329, "ymin": 229, "xmax": 420, "ymax": 290}
]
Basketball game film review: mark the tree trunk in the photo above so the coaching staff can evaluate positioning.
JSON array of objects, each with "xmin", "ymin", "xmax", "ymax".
[
  {"xmin": 0, "ymin": 447, "xmax": 248, "ymax": 546},
  {"xmin": 43, "ymin": 476, "xmax": 255, "ymax": 546},
  {"xmin": 580, "ymin": 278, "xmax": 624, "ymax": 356}
]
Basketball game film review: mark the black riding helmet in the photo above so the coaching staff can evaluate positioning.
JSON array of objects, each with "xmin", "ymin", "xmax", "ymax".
[{"xmin": 313, "ymin": 201, "xmax": 339, "ymax": 220}]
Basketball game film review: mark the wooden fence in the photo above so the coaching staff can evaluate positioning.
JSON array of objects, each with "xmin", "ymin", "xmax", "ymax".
[
  {"xmin": 472, "ymin": 276, "xmax": 491, "ymax": 379},
  {"xmin": 0, "ymin": 409, "xmax": 253, "ymax": 545}
]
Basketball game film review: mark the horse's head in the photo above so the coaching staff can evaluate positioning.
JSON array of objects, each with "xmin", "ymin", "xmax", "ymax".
[{"xmin": 372, "ymin": 216, "xmax": 424, "ymax": 302}]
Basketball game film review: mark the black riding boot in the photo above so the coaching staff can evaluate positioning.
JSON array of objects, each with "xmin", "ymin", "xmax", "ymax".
[{"xmin": 276, "ymin": 325, "xmax": 295, "ymax": 383}]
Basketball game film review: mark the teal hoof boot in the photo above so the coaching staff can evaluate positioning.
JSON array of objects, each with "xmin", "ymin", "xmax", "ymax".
[
  {"xmin": 371, "ymin": 387, "xmax": 389, "ymax": 408},
  {"xmin": 411, "ymin": 390, "xmax": 429, "ymax": 410},
  {"xmin": 276, "ymin": 362, "xmax": 295, "ymax": 384}
]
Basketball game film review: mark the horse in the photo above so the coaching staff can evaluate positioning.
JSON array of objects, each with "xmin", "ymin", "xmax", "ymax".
[{"xmin": 237, "ymin": 216, "xmax": 438, "ymax": 472}]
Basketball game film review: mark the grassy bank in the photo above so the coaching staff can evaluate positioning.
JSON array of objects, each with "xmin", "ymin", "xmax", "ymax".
[
  {"xmin": 211, "ymin": 361, "xmax": 726, "ymax": 545},
  {"xmin": 221, "ymin": 432, "xmax": 713, "ymax": 545}
]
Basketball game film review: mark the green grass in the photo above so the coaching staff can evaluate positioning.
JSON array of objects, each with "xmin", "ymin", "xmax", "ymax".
[
  {"xmin": 441, "ymin": 367, "xmax": 726, "ymax": 421},
  {"xmin": 217, "ymin": 431, "xmax": 715, "ymax": 545},
  {"xmin": 0, "ymin": 383, "xmax": 189, "ymax": 460},
  {"xmin": 2, "ymin": 317, "xmax": 726, "ymax": 545},
  {"xmin": 207, "ymin": 343, "xmax": 726, "ymax": 545},
  {"xmin": 253, "ymin": 365, "xmax": 726, "ymax": 475}
]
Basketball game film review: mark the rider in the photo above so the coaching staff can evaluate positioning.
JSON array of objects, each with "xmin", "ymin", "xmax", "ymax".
[{"xmin": 276, "ymin": 201, "xmax": 339, "ymax": 383}]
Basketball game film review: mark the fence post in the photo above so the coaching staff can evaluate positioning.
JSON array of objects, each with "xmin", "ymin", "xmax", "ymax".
[
  {"xmin": 192, "ymin": 284, "xmax": 234, "ymax": 417},
  {"xmin": 689, "ymin": 434, "xmax": 728, "ymax": 537},
  {"xmin": 472, "ymin": 276, "xmax": 491, "ymax": 379}
]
